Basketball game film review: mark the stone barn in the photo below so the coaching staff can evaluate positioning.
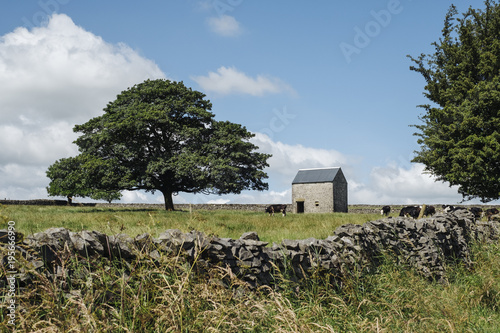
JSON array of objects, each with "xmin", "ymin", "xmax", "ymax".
[{"xmin": 292, "ymin": 167, "xmax": 348, "ymax": 213}]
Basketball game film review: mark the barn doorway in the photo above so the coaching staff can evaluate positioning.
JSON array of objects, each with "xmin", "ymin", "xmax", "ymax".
[{"xmin": 296, "ymin": 201, "xmax": 304, "ymax": 213}]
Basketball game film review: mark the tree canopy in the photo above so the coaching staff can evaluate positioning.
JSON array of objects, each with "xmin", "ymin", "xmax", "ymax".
[
  {"xmin": 409, "ymin": 0, "xmax": 500, "ymax": 202},
  {"xmin": 46, "ymin": 154, "xmax": 122, "ymax": 204},
  {"xmin": 46, "ymin": 79, "xmax": 271, "ymax": 209}
]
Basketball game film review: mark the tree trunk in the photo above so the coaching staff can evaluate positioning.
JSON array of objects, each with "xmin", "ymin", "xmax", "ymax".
[
  {"xmin": 67, "ymin": 196, "xmax": 73, "ymax": 206},
  {"xmin": 162, "ymin": 190, "xmax": 175, "ymax": 211}
]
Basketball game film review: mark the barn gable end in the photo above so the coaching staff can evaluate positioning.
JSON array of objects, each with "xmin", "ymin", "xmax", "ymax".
[{"xmin": 292, "ymin": 167, "xmax": 348, "ymax": 213}]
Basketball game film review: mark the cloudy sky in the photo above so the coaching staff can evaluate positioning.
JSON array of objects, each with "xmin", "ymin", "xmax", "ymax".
[{"xmin": 1, "ymin": 0, "xmax": 497, "ymax": 206}]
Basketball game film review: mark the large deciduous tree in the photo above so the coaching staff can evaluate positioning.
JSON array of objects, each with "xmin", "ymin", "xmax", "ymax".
[
  {"xmin": 409, "ymin": 0, "xmax": 500, "ymax": 202},
  {"xmin": 47, "ymin": 79, "xmax": 271, "ymax": 210}
]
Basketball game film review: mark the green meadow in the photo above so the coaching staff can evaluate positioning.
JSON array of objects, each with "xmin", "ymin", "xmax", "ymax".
[
  {"xmin": 1, "ymin": 204, "xmax": 499, "ymax": 332},
  {"xmin": 0, "ymin": 204, "xmax": 385, "ymax": 243}
]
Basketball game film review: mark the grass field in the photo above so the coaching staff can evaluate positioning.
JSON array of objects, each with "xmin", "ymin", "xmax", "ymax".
[
  {"xmin": 1, "ymin": 204, "xmax": 499, "ymax": 332},
  {"xmin": 0, "ymin": 204, "xmax": 385, "ymax": 243}
]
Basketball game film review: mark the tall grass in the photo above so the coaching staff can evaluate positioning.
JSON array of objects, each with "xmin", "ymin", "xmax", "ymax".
[
  {"xmin": 1, "ymin": 205, "xmax": 499, "ymax": 331},
  {"xmin": 1, "ymin": 238, "xmax": 499, "ymax": 331}
]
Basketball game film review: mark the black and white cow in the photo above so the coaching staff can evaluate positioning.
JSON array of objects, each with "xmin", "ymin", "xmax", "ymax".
[
  {"xmin": 266, "ymin": 204, "xmax": 287, "ymax": 217},
  {"xmin": 380, "ymin": 206, "xmax": 391, "ymax": 216},
  {"xmin": 469, "ymin": 207, "xmax": 484, "ymax": 219},
  {"xmin": 442, "ymin": 205, "xmax": 467, "ymax": 213},
  {"xmin": 442, "ymin": 205, "xmax": 455, "ymax": 213},
  {"xmin": 485, "ymin": 208, "xmax": 499, "ymax": 221},
  {"xmin": 399, "ymin": 206, "xmax": 421, "ymax": 219}
]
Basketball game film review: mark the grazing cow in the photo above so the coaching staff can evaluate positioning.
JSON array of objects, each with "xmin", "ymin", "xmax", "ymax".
[
  {"xmin": 380, "ymin": 206, "xmax": 391, "ymax": 216},
  {"xmin": 485, "ymin": 208, "xmax": 499, "ymax": 221},
  {"xmin": 442, "ymin": 205, "xmax": 467, "ymax": 213},
  {"xmin": 266, "ymin": 204, "xmax": 287, "ymax": 217},
  {"xmin": 399, "ymin": 206, "xmax": 421, "ymax": 219},
  {"xmin": 423, "ymin": 205, "xmax": 436, "ymax": 217},
  {"xmin": 442, "ymin": 205, "xmax": 455, "ymax": 213},
  {"xmin": 469, "ymin": 207, "xmax": 483, "ymax": 219}
]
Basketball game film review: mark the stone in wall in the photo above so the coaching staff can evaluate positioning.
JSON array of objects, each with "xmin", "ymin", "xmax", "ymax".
[{"xmin": 1, "ymin": 210, "xmax": 499, "ymax": 291}]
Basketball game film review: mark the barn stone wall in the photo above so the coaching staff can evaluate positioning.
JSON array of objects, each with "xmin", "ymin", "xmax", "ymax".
[
  {"xmin": 333, "ymin": 176, "xmax": 348, "ymax": 213},
  {"xmin": 292, "ymin": 182, "xmax": 334, "ymax": 213},
  {"xmin": 2, "ymin": 210, "xmax": 499, "ymax": 290},
  {"xmin": 292, "ymin": 179, "xmax": 348, "ymax": 213}
]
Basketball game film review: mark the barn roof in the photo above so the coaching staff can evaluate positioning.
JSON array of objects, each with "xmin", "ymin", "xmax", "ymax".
[{"xmin": 292, "ymin": 167, "xmax": 343, "ymax": 184}]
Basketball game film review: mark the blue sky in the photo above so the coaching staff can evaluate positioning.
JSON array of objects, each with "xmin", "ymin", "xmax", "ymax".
[{"xmin": 1, "ymin": 0, "xmax": 497, "ymax": 206}]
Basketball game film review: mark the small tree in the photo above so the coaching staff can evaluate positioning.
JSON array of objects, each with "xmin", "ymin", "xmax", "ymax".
[
  {"xmin": 47, "ymin": 79, "xmax": 271, "ymax": 210},
  {"xmin": 46, "ymin": 154, "xmax": 122, "ymax": 204},
  {"xmin": 409, "ymin": 0, "xmax": 500, "ymax": 202}
]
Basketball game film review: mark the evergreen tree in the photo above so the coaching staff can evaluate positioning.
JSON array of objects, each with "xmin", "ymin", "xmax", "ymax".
[{"xmin": 409, "ymin": 0, "xmax": 500, "ymax": 202}]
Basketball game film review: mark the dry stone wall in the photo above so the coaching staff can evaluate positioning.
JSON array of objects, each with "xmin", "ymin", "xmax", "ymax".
[
  {"xmin": 0, "ymin": 199, "xmax": 71, "ymax": 206},
  {"xmin": 0, "ymin": 200, "xmax": 281, "ymax": 212},
  {"xmin": 1, "ymin": 210, "xmax": 499, "ymax": 290},
  {"xmin": 97, "ymin": 203, "xmax": 274, "ymax": 212}
]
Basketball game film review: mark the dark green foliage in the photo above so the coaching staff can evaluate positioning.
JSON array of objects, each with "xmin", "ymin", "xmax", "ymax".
[
  {"xmin": 47, "ymin": 79, "xmax": 271, "ymax": 209},
  {"xmin": 46, "ymin": 154, "xmax": 122, "ymax": 204},
  {"xmin": 409, "ymin": 0, "xmax": 500, "ymax": 202}
]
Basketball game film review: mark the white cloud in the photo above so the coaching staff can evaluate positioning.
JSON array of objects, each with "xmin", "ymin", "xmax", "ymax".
[
  {"xmin": 345, "ymin": 162, "xmax": 470, "ymax": 205},
  {"xmin": 207, "ymin": 198, "xmax": 231, "ymax": 204},
  {"xmin": 236, "ymin": 189, "xmax": 291, "ymax": 205},
  {"xmin": 0, "ymin": 13, "xmax": 167, "ymax": 200},
  {"xmin": 195, "ymin": 1, "xmax": 214, "ymax": 12},
  {"xmin": 355, "ymin": 163, "xmax": 465, "ymax": 205},
  {"xmin": 0, "ymin": 164, "xmax": 46, "ymax": 188},
  {"xmin": 0, "ymin": 122, "xmax": 78, "ymax": 165},
  {"xmin": 121, "ymin": 191, "xmax": 148, "ymax": 203},
  {"xmin": 173, "ymin": 189, "xmax": 291, "ymax": 205},
  {"xmin": 207, "ymin": 15, "xmax": 242, "ymax": 37},
  {"xmin": 251, "ymin": 132, "xmax": 353, "ymax": 188},
  {"xmin": 0, "ymin": 13, "xmax": 165, "ymax": 125},
  {"xmin": 246, "ymin": 133, "xmax": 471, "ymax": 206},
  {"xmin": 0, "ymin": 164, "xmax": 48, "ymax": 200},
  {"xmin": 191, "ymin": 66, "xmax": 296, "ymax": 96}
]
